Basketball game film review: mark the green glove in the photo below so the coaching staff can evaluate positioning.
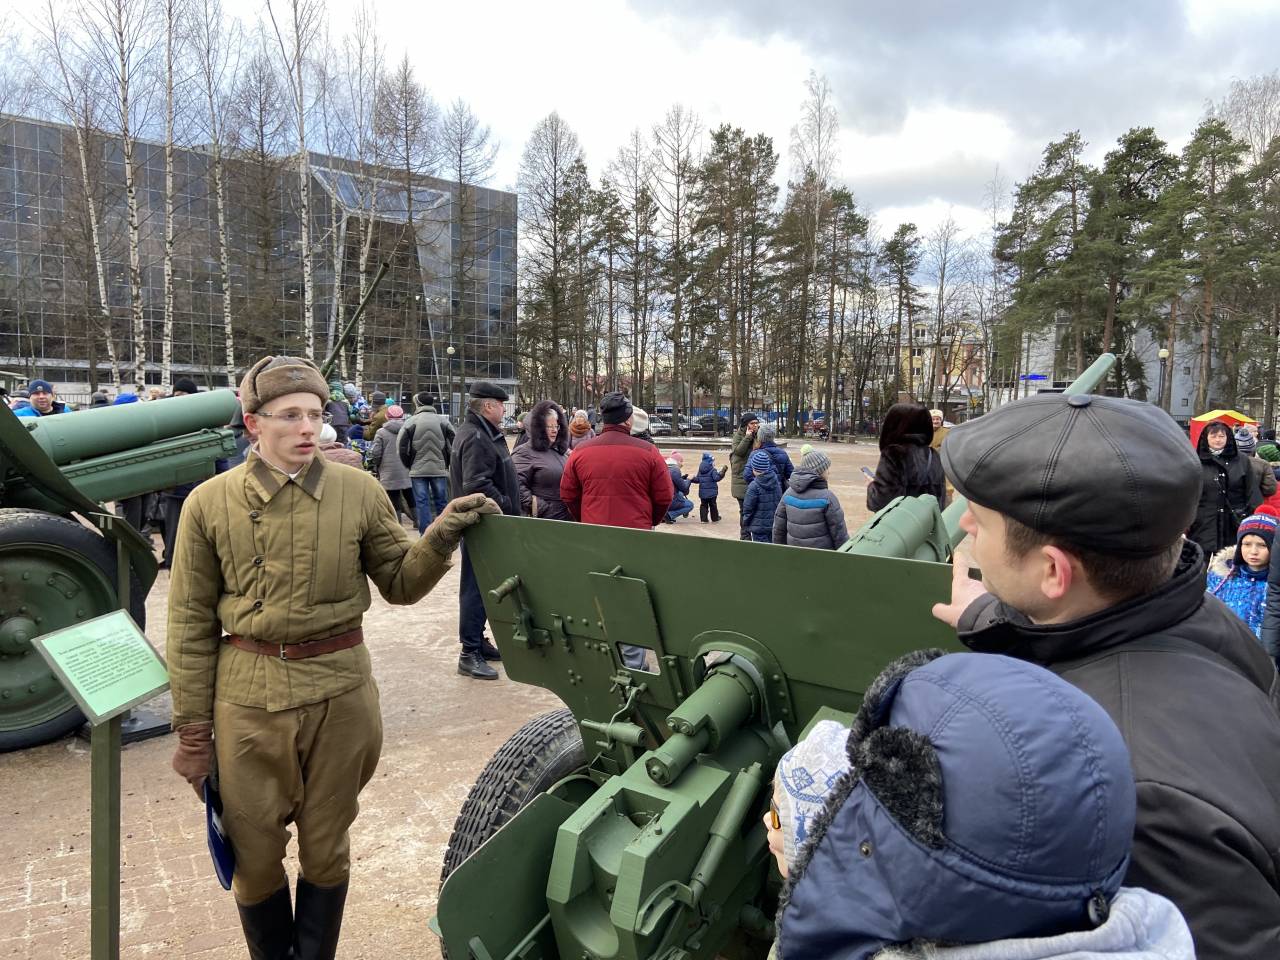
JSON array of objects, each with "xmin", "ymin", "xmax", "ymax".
[{"xmin": 424, "ymin": 493, "xmax": 501, "ymax": 556}]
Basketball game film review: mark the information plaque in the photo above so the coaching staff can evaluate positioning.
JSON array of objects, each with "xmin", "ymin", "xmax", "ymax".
[{"xmin": 32, "ymin": 610, "xmax": 169, "ymax": 726}]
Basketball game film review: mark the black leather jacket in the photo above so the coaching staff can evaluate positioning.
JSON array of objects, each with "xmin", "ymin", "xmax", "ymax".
[{"xmin": 959, "ymin": 541, "xmax": 1280, "ymax": 960}]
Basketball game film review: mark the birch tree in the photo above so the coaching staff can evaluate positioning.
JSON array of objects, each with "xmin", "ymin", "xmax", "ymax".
[
  {"xmin": 439, "ymin": 97, "xmax": 498, "ymax": 396},
  {"xmin": 159, "ymin": 0, "xmax": 179, "ymax": 389},
  {"xmin": 791, "ymin": 71, "xmax": 840, "ymax": 421},
  {"xmin": 651, "ymin": 104, "xmax": 700, "ymax": 420},
  {"xmin": 191, "ymin": 0, "xmax": 240, "ymax": 377},
  {"xmin": 605, "ymin": 128, "xmax": 658, "ymax": 405},
  {"xmin": 517, "ymin": 112, "xmax": 583, "ymax": 399},
  {"xmin": 267, "ymin": 0, "xmax": 324, "ymax": 359},
  {"xmin": 79, "ymin": 0, "xmax": 155, "ymax": 388},
  {"xmin": 32, "ymin": 0, "xmax": 122, "ymax": 386}
]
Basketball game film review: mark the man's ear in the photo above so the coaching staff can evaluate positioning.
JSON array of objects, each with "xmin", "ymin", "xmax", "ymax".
[{"xmin": 1039, "ymin": 545, "xmax": 1075, "ymax": 601}]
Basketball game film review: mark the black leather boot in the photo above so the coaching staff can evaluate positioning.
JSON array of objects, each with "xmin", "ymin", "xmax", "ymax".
[
  {"xmin": 478, "ymin": 637, "xmax": 503, "ymax": 662},
  {"xmin": 293, "ymin": 877, "xmax": 348, "ymax": 960},
  {"xmin": 236, "ymin": 885, "xmax": 295, "ymax": 960},
  {"xmin": 458, "ymin": 650, "xmax": 499, "ymax": 680}
]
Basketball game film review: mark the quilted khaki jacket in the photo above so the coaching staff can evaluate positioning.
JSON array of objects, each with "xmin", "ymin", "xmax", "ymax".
[{"xmin": 167, "ymin": 448, "xmax": 451, "ymax": 727}]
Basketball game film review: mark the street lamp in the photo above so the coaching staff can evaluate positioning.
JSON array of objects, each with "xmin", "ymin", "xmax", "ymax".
[
  {"xmin": 1157, "ymin": 348, "xmax": 1170, "ymax": 410},
  {"xmin": 446, "ymin": 345, "xmax": 456, "ymax": 420}
]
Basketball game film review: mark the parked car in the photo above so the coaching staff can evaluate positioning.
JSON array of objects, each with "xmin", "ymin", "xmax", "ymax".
[
  {"xmin": 501, "ymin": 416, "xmax": 522, "ymax": 434},
  {"xmin": 693, "ymin": 414, "xmax": 732, "ymax": 435},
  {"xmin": 649, "ymin": 417, "xmax": 672, "ymax": 436},
  {"xmin": 677, "ymin": 416, "xmax": 698, "ymax": 435}
]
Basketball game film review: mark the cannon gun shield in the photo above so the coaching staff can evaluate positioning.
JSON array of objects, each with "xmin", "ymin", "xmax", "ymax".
[
  {"xmin": 437, "ymin": 518, "xmax": 958, "ymax": 960},
  {"xmin": 436, "ymin": 353, "xmax": 1120, "ymax": 960}
]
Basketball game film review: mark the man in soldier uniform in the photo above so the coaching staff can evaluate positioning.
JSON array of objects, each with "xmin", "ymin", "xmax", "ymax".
[{"xmin": 168, "ymin": 354, "xmax": 497, "ymax": 959}]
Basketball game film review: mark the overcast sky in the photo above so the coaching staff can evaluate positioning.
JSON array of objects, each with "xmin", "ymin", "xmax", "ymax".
[{"xmin": 214, "ymin": 0, "xmax": 1280, "ymax": 238}]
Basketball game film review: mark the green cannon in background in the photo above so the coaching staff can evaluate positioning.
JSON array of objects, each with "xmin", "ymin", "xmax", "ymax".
[
  {"xmin": 434, "ymin": 354, "xmax": 1118, "ymax": 960},
  {"xmin": 0, "ymin": 263, "xmax": 391, "ymax": 752},
  {"xmin": 0, "ymin": 391, "xmax": 239, "ymax": 750}
]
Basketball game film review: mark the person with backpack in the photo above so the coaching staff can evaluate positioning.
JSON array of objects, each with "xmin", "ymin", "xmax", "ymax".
[{"xmin": 398, "ymin": 393, "xmax": 455, "ymax": 533}]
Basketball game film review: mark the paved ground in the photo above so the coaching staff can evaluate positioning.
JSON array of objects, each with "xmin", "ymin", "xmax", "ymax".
[{"xmin": 0, "ymin": 439, "xmax": 882, "ymax": 959}]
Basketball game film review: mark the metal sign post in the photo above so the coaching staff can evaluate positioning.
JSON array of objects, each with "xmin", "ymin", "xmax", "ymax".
[
  {"xmin": 90, "ymin": 713, "xmax": 122, "ymax": 960},
  {"xmin": 31, "ymin": 515, "xmax": 170, "ymax": 960}
]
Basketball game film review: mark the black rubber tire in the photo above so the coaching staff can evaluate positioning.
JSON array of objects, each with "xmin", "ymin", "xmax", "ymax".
[
  {"xmin": 440, "ymin": 708, "xmax": 586, "ymax": 883},
  {"xmin": 0, "ymin": 509, "xmax": 146, "ymax": 752}
]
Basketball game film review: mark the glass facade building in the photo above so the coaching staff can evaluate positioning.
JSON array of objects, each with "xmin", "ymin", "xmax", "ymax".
[{"xmin": 0, "ymin": 113, "xmax": 516, "ymax": 404}]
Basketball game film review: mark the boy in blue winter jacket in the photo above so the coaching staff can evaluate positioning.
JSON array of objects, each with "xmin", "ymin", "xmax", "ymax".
[
  {"xmin": 742, "ymin": 449, "xmax": 783, "ymax": 542},
  {"xmin": 771, "ymin": 450, "xmax": 848, "ymax": 549},
  {"xmin": 694, "ymin": 452, "xmax": 728, "ymax": 522},
  {"xmin": 1206, "ymin": 511, "xmax": 1274, "ymax": 643}
]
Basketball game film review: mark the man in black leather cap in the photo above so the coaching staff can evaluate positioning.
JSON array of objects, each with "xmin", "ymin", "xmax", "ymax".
[
  {"xmin": 931, "ymin": 392, "xmax": 1280, "ymax": 960},
  {"xmin": 450, "ymin": 380, "xmax": 520, "ymax": 679}
]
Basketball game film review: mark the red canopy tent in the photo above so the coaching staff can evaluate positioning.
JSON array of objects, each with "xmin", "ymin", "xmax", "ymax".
[{"xmin": 1188, "ymin": 409, "xmax": 1257, "ymax": 450}]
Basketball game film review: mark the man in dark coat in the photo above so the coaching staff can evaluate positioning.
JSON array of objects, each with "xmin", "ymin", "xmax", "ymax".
[
  {"xmin": 449, "ymin": 381, "xmax": 520, "ymax": 680},
  {"xmin": 933, "ymin": 392, "xmax": 1280, "ymax": 960},
  {"xmin": 1189, "ymin": 421, "xmax": 1263, "ymax": 557}
]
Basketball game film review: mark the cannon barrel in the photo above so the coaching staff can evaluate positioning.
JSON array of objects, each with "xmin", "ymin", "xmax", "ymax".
[{"xmin": 21, "ymin": 390, "xmax": 238, "ymax": 466}]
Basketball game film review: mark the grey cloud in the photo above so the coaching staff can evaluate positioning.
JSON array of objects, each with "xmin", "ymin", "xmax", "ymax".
[
  {"xmin": 638, "ymin": 0, "xmax": 1280, "ymax": 152},
  {"xmin": 851, "ymin": 154, "xmax": 1018, "ymax": 212}
]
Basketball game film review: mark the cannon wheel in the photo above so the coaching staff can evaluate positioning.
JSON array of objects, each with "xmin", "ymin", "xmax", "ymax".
[
  {"xmin": 0, "ymin": 509, "xmax": 146, "ymax": 752},
  {"xmin": 440, "ymin": 708, "xmax": 587, "ymax": 883}
]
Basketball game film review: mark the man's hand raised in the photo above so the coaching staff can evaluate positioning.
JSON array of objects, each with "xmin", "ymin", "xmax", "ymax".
[
  {"xmin": 424, "ymin": 494, "xmax": 501, "ymax": 557},
  {"xmin": 931, "ymin": 549, "xmax": 989, "ymax": 629}
]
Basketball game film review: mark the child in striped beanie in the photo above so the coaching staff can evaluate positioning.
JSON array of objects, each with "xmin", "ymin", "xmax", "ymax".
[{"xmin": 1206, "ymin": 511, "xmax": 1275, "ymax": 641}]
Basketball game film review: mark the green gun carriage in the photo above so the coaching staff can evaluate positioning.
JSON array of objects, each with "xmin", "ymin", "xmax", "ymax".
[
  {"xmin": 0, "ymin": 391, "xmax": 239, "ymax": 750},
  {"xmin": 435, "ymin": 355, "xmax": 1118, "ymax": 960}
]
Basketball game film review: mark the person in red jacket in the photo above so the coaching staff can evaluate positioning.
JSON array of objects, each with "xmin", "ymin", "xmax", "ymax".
[{"xmin": 561, "ymin": 392, "xmax": 674, "ymax": 530}]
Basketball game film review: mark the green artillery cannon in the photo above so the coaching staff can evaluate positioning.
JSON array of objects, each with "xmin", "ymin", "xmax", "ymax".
[
  {"xmin": 435, "ymin": 355, "xmax": 1119, "ymax": 960},
  {"xmin": 0, "ymin": 264, "xmax": 391, "ymax": 752},
  {"xmin": 0, "ymin": 390, "xmax": 239, "ymax": 750}
]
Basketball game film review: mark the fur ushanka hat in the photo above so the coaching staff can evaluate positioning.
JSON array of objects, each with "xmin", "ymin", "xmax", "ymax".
[
  {"xmin": 776, "ymin": 650, "xmax": 1136, "ymax": 960},
  {"xmin": 238, "ymin": 355, "xmax": 328, "ymax": 414}
]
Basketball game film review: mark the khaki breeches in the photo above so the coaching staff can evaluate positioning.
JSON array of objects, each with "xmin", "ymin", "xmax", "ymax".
[{"xmin": 213, "ymin": 679, "xmax": 383, "ymax": 905}]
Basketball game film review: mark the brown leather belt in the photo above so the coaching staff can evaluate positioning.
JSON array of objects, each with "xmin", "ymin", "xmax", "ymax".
[{"xmin": 224, "ymin": 627, "xmax": 364, "ymax": 660}]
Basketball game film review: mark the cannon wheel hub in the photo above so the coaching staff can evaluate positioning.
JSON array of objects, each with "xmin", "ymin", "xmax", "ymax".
[{"xmin": 0, "ymin": 509, "xmax": 142, "ymax": 750}]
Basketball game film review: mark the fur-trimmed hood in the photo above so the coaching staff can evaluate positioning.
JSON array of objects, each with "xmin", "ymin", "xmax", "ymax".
[
  {"xmin": 526, "ymin": 400, "xmax": 569, "ymax": 455},
  {"xmin": 1208, "ymin": 545, "xmax": 1236, "ymax": 580},
  {"xmin": 777, "ymin": 652, "xmax": 1136, "ymax": 960}
]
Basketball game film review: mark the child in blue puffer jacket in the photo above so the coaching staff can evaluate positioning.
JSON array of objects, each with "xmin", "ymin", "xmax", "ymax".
[
  {"xmin": 1206, "ymin": 511, "xmax": 1274, "ymax": 642},
  {"xmin": 742, "ymin": 450, "xmax": 782, "ymax": 542},
  {"xmin": 694, "ymin": 452, "xmax": 728, "ymax": 523}
]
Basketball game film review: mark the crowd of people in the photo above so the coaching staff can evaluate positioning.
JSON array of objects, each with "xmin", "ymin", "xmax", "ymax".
[{"xmin": 9, "ymin": 361, "xmax": 1280, "ymax": 958}]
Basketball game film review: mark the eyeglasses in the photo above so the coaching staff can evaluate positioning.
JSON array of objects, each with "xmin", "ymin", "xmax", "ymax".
[
  {"xmin": 255, "ymin": 410, "xmax": 324, "ymax": 424},
  {"xmin": 768, "ymin": 800, "xmax": 781, "ymax": 831}
]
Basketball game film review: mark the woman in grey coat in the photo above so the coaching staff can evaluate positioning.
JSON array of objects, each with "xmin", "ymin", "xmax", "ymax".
[
  {"xmin": 772, "ymin": 450, "xmax": 848, "ymax": 549},
  {"xmin": 512, "ymin": 400, "xmax": 573, "ymax": 520}
]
